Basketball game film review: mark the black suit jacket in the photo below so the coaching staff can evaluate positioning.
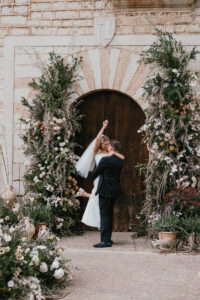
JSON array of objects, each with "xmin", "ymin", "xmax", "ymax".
[{"xmin": 92, "ymin": 154, "xmax": 123, "ymax": 199}]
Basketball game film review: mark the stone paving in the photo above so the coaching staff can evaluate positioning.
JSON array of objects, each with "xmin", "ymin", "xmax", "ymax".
[{"xmin": 58, "ymin": 231, "xmax": 200, "ymax": 300}]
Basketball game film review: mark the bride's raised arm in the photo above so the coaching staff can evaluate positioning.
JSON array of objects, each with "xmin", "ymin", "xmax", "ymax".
[{"xmin": 93, "ymin": 120, "xmax": 108, "ymax": 155}]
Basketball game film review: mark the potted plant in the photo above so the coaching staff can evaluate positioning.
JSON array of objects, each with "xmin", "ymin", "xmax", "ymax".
[
  {"xmin": 153, "ymin": 215, "xmax": 180, "ymax": 248},
  {"xmin": 22, "ymin": 202, "xmax": 52, "ymax": 226},
  {"xmin": 179, "ymin": 216, "xmax": 200, "ymax": 248}
]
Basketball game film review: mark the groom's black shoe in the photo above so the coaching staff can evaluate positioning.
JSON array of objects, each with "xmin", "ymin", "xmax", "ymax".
[{"xmin": 93, "ymin": 242, "xmax": 112, "ymax": 248}]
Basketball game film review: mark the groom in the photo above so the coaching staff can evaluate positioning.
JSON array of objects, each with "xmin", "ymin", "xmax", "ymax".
[{"xmin": 92, "ymin": 140, "xmax": 123, "ymax": 248}]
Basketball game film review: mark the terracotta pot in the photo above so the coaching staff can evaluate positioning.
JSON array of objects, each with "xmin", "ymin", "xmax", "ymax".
[
  {"xmin": 158, "ymin": 232, "xmax": 177, "ymax": 249},
  {"xmin": 1, "ymin": 185, "xmax": 16, "ymax": 206},
  {"xmin": 38, "ymin": 222, "xmax": 47, "ymax": 229},
  {"xmin": 158, "ymin": 232, "xmax": 177, "ymax": 241}
]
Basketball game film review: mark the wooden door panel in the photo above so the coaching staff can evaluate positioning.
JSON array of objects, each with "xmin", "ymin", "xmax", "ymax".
[{"xmin": 76, "ymin": 90, "xmax": 148, "ymax": 231}]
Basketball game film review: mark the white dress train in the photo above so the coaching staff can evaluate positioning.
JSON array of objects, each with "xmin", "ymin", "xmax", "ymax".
[{"xmin": 81, "ymin": 153, "xmax": 107, "ymax": 228}]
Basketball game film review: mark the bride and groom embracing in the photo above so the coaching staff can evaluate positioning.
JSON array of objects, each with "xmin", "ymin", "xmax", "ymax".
[{"xmin": 76, "ymin": 120, "xmax": 124, "ymax": 248}]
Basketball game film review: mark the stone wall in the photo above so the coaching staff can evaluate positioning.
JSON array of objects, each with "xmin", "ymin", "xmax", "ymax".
[{"xmin": 0, "ymin": 0, "xmax": 200, "ymax": 194}]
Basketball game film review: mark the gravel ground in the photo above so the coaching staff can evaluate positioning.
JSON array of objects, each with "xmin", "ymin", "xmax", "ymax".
[{"xmin": 58, "ymin": 231, "xmax": 200, "ymax": 300}]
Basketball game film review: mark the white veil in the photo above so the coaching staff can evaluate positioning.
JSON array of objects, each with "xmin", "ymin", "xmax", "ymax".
[{"xmin": 75, "ymin": 139, "xmax": 96, "ymax": 178}]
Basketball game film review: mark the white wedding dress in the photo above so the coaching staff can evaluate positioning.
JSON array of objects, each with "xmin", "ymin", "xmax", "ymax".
[{"xmin": 81, "ymin": 153, "xmax": 107, "ymax": 228}]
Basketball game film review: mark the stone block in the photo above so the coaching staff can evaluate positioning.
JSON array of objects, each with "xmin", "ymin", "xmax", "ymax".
[
  {"xmin": 42, "ymin": 11, "xmax": 54, "ymax": 18},
  {"xmin": 116, "ymin": 26, "xmax": 134, "ymax": 35},
  {"xmin": 0, "ymin": 28, "xmax": 8, "ymax": 37},
  {"xmin": 19, "ymin": 181, "xmax": 25, "ymax": 196},
  {"xmin": 53, "ymin": 20, "xmax": 62, "ymax": 26},
  {"xmin": 27, "ymin": 19, "xmax": 40, "ymax": 26},
  {"xmin": 57, "ymin": 27, "xmax": 71, "ymax": 35},
  {"xmin": 40, "ymin": 19, "xmax": 52, "ymax": 26},
  {"xmin": 73, "ymin": 19, "xmax": 93, "ymax": 26},
  {"xmin": 188, "ymin": 24, "xmax": 200, "ymax": 32},
  {"xmin": 62, "ymin": 20, "xmax": 73, "ymax": 26},
  {"xmin": 13, "ymin": 5, "xmax": 29, "ymax": 14},
  {"xmin": 13, "ymin": 148, "xmax": 25, "ymax": 164},
  {"xmin": 31, "ymin": 12, "xmax": 42, "ymax": 18},
  {"xmin": 13, "ymin": 134, "xmax": 23, "ymax": 149},
  {"xmin": 1, "ymin": 16, "xmax": 26, "ymax": 25},
  {"xmin": 31, "ymin": 27, "xmax": 57, "ymax": 35},
  {"xmin": 81, "ymin": 1, "xmax": 95, "ymax": 9},
  {"xmin": 53, "ymin": 2, "xmax": 67, "ymax": 10},
  {"xmin": 80, "ymin": 10, "xmax": 93, "ymax": 18},
  {"xmin": 15, "ymin": 65, "xmax": 42, "ymax": 78},
  {"xmin": 55, "ymin": 10, "xmax": 78, "ymax": 18},
  {"xmin": 174, "ymin": 24, "xmax": 188, "ymax": 32},
  {"xmin": 19, "ymin": 163, "xmax": 25, "ymax": 180},
  {"xmin": 67, "ymin": 1, "xmax": 82, "ymax": 9},
  {"xmin": 134, "ymin": 24, "xmax": 150, "ymax": 33},
  {"xmin": 85, "ymin": 27, "xmax": 93, "ymax": 34},
  {"xmin": 13, "ymin": 163, "xmax": 20, "ymax": 181},
  {"xmin": 95, "ymin": 1, "xmax": 106, "ymax": 9},
  {"xmin": 31, "ymin": 2, "xmax": 51, "ymax": 10},
  {"xmin": 15, "ymin": 0, "xmax": 29, "ymax": 4},
  {"xmin": 9, "ymin": 28, "xmax": 30, "ymax": 35},
  {"xmin": 1, "ymin": 5, "xmax": 13, "ymax": 15}
]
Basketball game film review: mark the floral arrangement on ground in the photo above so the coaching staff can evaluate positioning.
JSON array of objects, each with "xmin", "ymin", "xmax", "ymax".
[
  {"xmin": 0, "ymin": 196, "xmax": 73, "ymax": 300},
  {"xmin": 20, "ymin": 52, "xmax": 83, "ymax": 236},
  {"xmin": 137, "ymin": 30, "xmax": 200, "ymax": 251}
]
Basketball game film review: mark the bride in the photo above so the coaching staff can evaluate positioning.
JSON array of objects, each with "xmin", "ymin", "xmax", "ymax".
[{"xmin": 75, "ymin": 120, "xmax": 124, "ymax": 228}]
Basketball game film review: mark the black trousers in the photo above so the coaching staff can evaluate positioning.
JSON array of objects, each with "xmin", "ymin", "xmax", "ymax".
[{"xmin": 99, "ymin": 196, "xmax": 115, "ymax": 243}]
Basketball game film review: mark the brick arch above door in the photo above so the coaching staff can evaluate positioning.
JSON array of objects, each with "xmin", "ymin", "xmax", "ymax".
[{"xmin": 65, "ymin": 48, "xmax": 152, "ymax": 111}]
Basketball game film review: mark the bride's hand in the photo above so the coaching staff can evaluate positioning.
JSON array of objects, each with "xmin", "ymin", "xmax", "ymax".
[{"xmin": 103, "ymin": 120, "xmax": 108, "ymax": 128}]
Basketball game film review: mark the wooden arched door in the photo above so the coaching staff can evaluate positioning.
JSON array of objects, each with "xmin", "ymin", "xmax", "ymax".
[{"xmin": 76, "ymin": 90, "xmax": 148, "ymax": 231}]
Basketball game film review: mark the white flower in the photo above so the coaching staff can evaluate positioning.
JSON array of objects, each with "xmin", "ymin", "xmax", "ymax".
[
  {"xmin": 8, "ymin": 280, "xmax": 14, "ymax": 288},
  {"xmin": 4, "ymin": 234, "xmax": 12, "ymax": 242},
  {"xmin": 30, "ymin": 249, "xmax": 39, "ymax": 257},
  {"xmin": 171, "ymin": 165, "xmax": 178, "ymax": 173},
  {"xmin": 56, "ymin": 223, "xmax": 63, "ymax": 229},
  {"xmin": 184, "ymin": 181, "xmax": 190, "ymax": 188},
  {"xmin": 39, "ymin": 171, "xmax": 46, "ymax": 178},
  {"xmin": 50, "ymin": 260, "xmax": 59, "ymax": 270},
  {"xmin": 59, "ymin": 142, "xmax": 65, "ymax": 147},
  {"xmin": 30, "ymin": 255, "xmax": 40, "ymax": 266},
  {"xmin": 56, "ymin": 119, "xmax": 64, "ymax": 124},
  {"xmin": 12, "ymin": 203, "xmax": 20, "ymax": 213},
  {"xmin": 192, "ymin": 176, "xmax": 197, "ymax": 182},
  {"xmin": 34, "ymin": 176, "xmax": 39, "ymax": 183},
  {"xmin": 190, "ymin": 74, "xmax": 197, "ymax": 87},
  {"xmin": 172, "ymin": 68, "xmax": 180, "ymax": 76},
  {"xmin": 40, "ymin": 262, "xmax": 48, "ymax": 273},
  {"xmin": 25, "ymin": 248, "xmax": 30, "ymax": 254},
  {"xmin": 36, "ymin": 245, "xmax": 46, "ymax": 250},
  {"xmin": 54, "ymin": 126, "xmax": 60, "ymax": 131},
  {"xmin": 53, "ymin": 268, "xmax": 64, "ymax": 279},
  {"xmin": 0, "ymin": 219, "xmax": 4, "ymax": 224},
  {"xmin": 152, "ymin": 143, "xmax": 159, "ymax": 150}
]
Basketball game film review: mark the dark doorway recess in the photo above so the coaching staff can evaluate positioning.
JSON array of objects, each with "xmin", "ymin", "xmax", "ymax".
[{"xmin": 76, "ymin": 89, "xmax": 148, "ymax": 231}]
